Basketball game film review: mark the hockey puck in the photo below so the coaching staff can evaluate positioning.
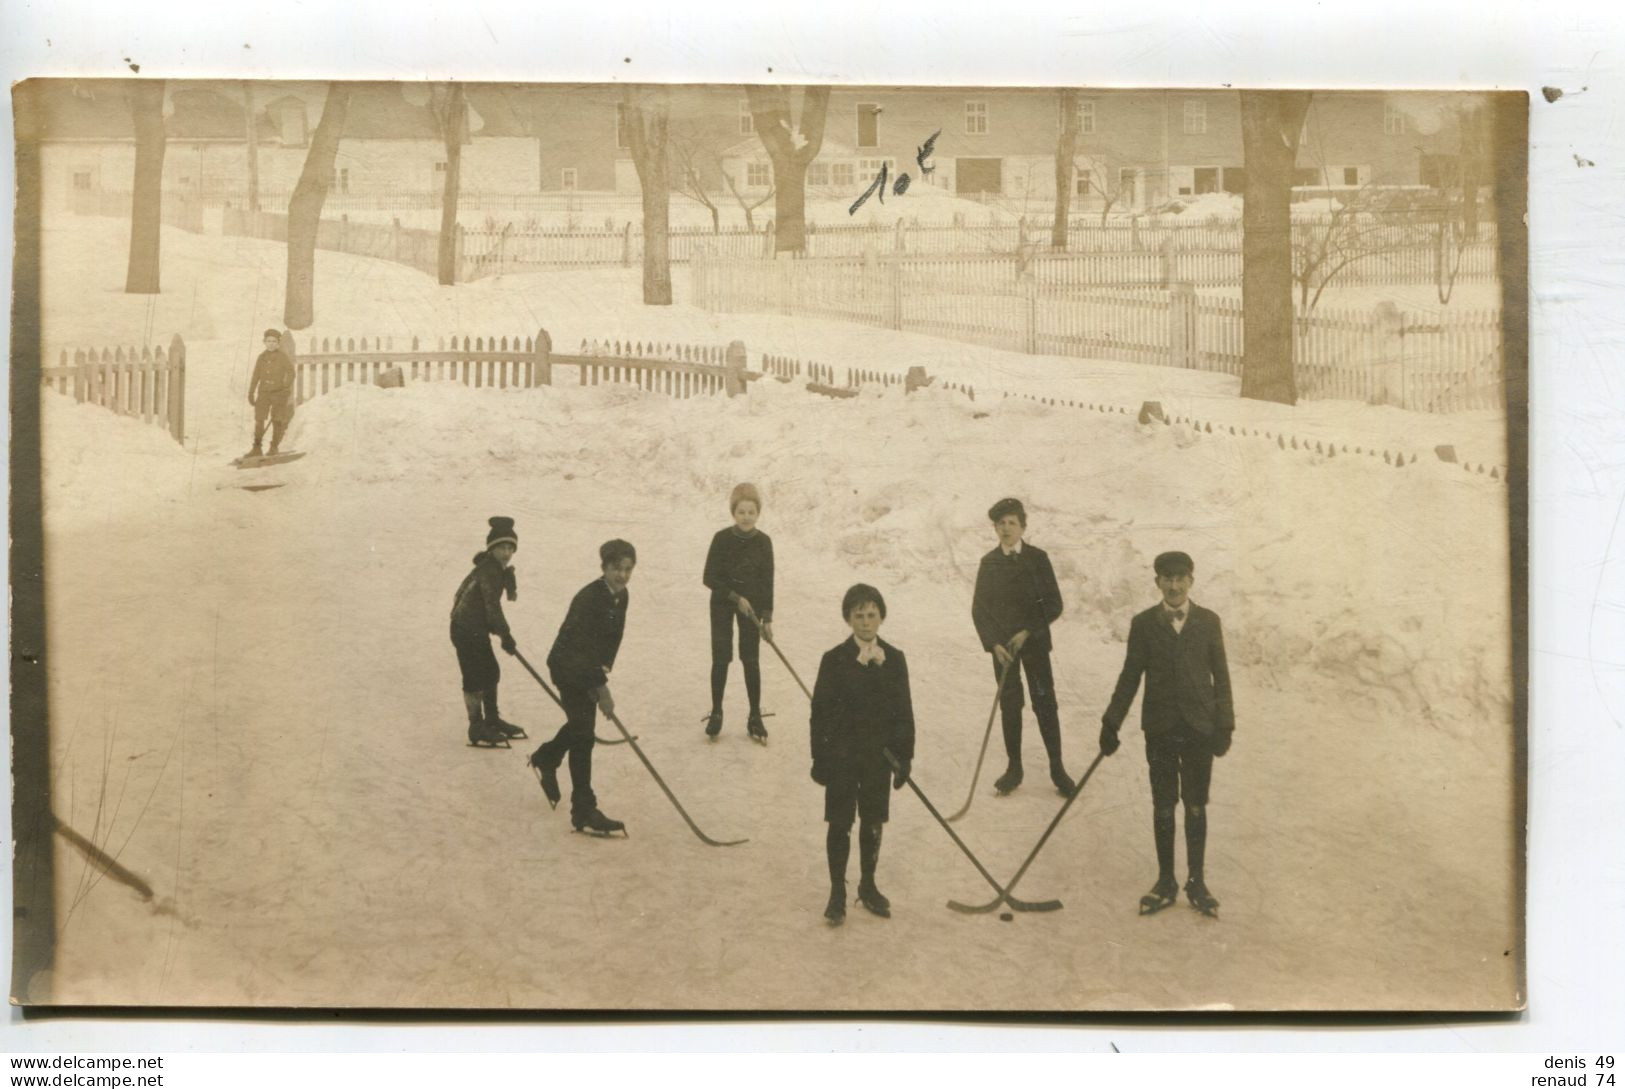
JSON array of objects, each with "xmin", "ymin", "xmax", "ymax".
[{"xmin": 999, "ymin": 912, "xmax": 1014, "ymax": 921}]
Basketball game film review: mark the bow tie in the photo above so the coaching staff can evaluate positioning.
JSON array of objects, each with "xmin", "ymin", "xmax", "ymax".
[
  {"xmin": 856, "ymin": 640, "xmax": 886, "ymax": 666},
  {"xmin": 1167, "ymin": 608, "xmax": 1187, "ymax": 622}
]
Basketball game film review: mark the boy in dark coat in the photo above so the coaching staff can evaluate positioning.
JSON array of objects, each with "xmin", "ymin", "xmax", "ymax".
[
  {"xmin": 810, "ymin": 584, "xmax": 915, "ymax": 925},
  {"xmin": 970, "ymin": 497, "xmax": 1074, "ymax": 796},
  {"xmin": 247, "ymin": 328, "xmax": 297, "ymax": 457},
  {"xmin": 450, "ymin": 517, "xmax": 522, "ymax": 747},
  {"xmin": 702, "ymin": 482, "xmax": 775, "ymax": 741},
  {"xmin": 1099, "ymin": 551, "xmax": 1235, "ymax": 917},
  {"xmin": 528, "ymin": 540, "xmax": 637, "ymax": 836}
]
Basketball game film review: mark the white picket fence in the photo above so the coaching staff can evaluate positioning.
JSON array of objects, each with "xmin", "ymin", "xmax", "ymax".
[{"xmin": 691, "ymin": 253, "xmax": 1504, "ymax": 414}]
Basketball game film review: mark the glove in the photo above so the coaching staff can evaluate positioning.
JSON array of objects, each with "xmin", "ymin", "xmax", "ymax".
[
  {"xmin": 810, "ymin": 760, "xmax": 830, "ymax": 787},
  {"xmin": 892, "ymin": 759, "xmax": 911, "ymax": 791},
  {"xmin": 1211, "ymin": 730, "xmax": 1233, "ymax": 758},
  {"xmin": 503, "ymin": 568, "xmax": 518, "ymax": 602},
  {"xmin": 1099, "ymin": 718, "xmax": 1121, "ymax": 756},
  {"xmin": 500, "ymin": 634, "xmax": 517, "ymax": 655}
]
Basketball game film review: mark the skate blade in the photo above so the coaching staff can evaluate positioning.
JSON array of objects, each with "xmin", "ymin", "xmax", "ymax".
[
  {"xmin": 468, "ymin": 739, "xmax": 511, "ymax": 749},
  {"xmin": 571, "ymin": 827, "xmax": 628, "ymax": 839},
  {"xmin": 1138, "ymin": 896, "xmax": 1176, "ymax": 915},
  {"xmin": 824, "ymin": 914, "xmax": 845, "ymax": 928},
  {"xmin": 527, "ymin": 763, "xmax": 561, "ymax": 809}
]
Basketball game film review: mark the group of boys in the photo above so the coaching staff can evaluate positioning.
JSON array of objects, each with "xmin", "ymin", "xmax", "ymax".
[{"xmin": 448, "ymin": 496, "xmax": 1235, "ymax": 920}]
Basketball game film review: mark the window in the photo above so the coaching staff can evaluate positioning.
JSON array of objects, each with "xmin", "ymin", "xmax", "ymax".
[
  {"xmin": 1193, "ymin": 166, "xmax": 1220, "ymax": 195},
  {"xmin": 1222, "ymin": 167, "xmax": 1246, "ymax": 193},
  {"xmin": 739, "ymin": 99, "xmax": 754, "ymax": 135},
  {"xmin": 859, "ymin": 158, "xmax": 896, "ymax": 179},
  {"xmin": 434, "ymin": 161, "xmax": 447, "ymax": 173},
  {"xmin": 561, "ymin": 168, "xmax": 578, "ymax": 190},
  {"xmin": 831, "ymin": 162, "xmax": 856, "ymax": 188},
  {"xmin": 72, "ymin": 171, "xmax": 92, "ymax": 190},
  {"xmin": 806, "ymin": 161, "xmax": 830, "ymax": 187},
  {"xmin": 1384, "ymin": 103, "xmax": 1406, "ymax": 135},
  {"xmin": 336, "ymin": 167, "xmax": 350, "ymax": 193},
  {"xmin": 856, "ymin": 102, "xmax": 879, "ymax": 148},
  {"xmin": 1118, "ymin": 168, "xmax": 1137, "ymax": 205},
  {"xmin": 1079, "ymin": 100, "xmax": 1096, "ymax": 135},
  {"xmin": 1183, "ymin": 99, "xmax": 1207, "ymax": 135},
  {"xmin": 615, "ymin": 103, "xmax": 630, "ymax": 150},
  {"xmin": 965, "ymin": 100, "xmax": 988, "ymax": 135},
  {"xmin": 1343, "ymin": 166, "xmax": 1360, "ymax": 186},
  {"xmin": 746, "ymin": 162, "xmax": 771, "ymax": 188},
  {"xmin": 1075, "ymin": 174, "xmax": 1092, "ymax": 197}
]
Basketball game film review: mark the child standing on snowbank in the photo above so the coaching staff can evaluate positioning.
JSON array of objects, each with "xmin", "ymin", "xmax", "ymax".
[
  {"xmin": 810, "ymin": 584, "xmax": 915, "ymax": 926},
  {"xmin": 702, "ymin": 483, "xmax": 775, "ymax": 741},
  {"xmin": 1099, "ymin": 551, "xmax": 1235, "ymax": 917},
  {"xmin": 970, "ymin": 497, "xmax": 1075, "ymax": 796},
  {"xmin": 528, "ymin": 539, "xmax": 637, "ymax": 836},
  {"xmin": 450, "ymin": 517, "xmax": 523, "ymax": 747},
  {"xmin": 246, "ymin": 328, "xmax": 296, "ymax": 458}
]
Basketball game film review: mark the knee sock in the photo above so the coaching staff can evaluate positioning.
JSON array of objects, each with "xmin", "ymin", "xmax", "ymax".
[
  {"xmin": 858, "ymin": 821, "xmax": 883, "ymax": 886},
  {"xmin": 462, "ymin": 691, "xmax": 483, "ymax": 725},
  {"xmin": 826, "ymin": 824, "xmax": 851, "ymax": 888},
  {"xmin": 1154, "ymin": 806, "xmax": 1177, "ymax": 882},
  {"xmin": 1184, "ymin": 805, "xmax": 1207, "ymax": 883},
  {"xmin": 743, "ymin": 659, "xmax": 762, "ymax": 715},
  {"xmin": 710, "ymin": 661, "xmax": 729, "ymax": 713}
]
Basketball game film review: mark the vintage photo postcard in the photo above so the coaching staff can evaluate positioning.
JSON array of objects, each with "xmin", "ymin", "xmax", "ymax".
[{"xmin": 9, "ymin": 79, "xmax": 1526, "ymax": 1012}]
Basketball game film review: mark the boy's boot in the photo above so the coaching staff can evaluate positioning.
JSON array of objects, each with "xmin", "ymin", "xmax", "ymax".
[
  {"xmin": 1184, "ymin": 805, "xmax": 1219, "ymax": 916},
  {"xmin": 994, "ymin": 760, "xmax": 1024, "ymax": 795},
  {"xmin": 855, "ymin": 823, "xmax": 891, "ymax": 918},
  {"xmin": 465, "ymin": 691, "xmax": 506, "ymax": 747},
  {"xmin": 995, "ymin": 700, "xmax": 1024, "ymax": 794},
  {"xmin": 268, "ymin": 417, "xmax": 287, "ymax": 456},
  {"xmin": 528, "ymin": 741, "xmax": 564, "ymax": 807},
  {"xmin": 482, "ymin": 687, "xmax": 526, "ymax": 740},
  {"xmin": 572, "ymin": 807, "xmax": 626, "ymax": 836},
  {"xmin": 1037, "ymin": 713, "xmax": 1074, "ymax": 795},
  {"xmin": 744, "ymin": 661, "xmax": 766, "ymax": 743},
  {"xmin": 706, "ymin": 662, "xmax": 728, "ymax": 737},
  {"xmin": 746, "ymin": 710, "xmax": 768, "ymax": 743},
  {"xmin": 825, "ymin": 825, "xmax": 851, "ymax": 925}
]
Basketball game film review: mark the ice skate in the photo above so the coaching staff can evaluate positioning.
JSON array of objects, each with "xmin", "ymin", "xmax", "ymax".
[
  {"xmin": 1184, "ymin": 878, "xmax": 1220, "ymax": 918},
  {"xmin": 993, "ymin": 763, "xmax": 1024, "ymax": 795},
  {"xmin": 1049, "ymin": 764, "xmax": 1076, "ymax": 797},
  {"xmin": 571, "ymin": 808, "xmax": 627, "ymax": 837},
  {"xmin": 528, "ymin": 746, "xmax": 562, "ymax": 808},
  {"xmin": 489, "ymin": 716, "xmax": 528, "ymax": 741},
  {"xmin": 703, "ymin": 709, "xmax": 723, "ymax": 739},
  {"xmin": 1138, "ymin": 875, "xmax": 1179, "ymax": 915},
  {"xmin": 746, "ymin": 710, "xmax": 768, "ymax": 744},
  {"xmin": 856, "ymin": 880, "xmax": 891, "ymax": 919},
  {"xmin": 466, "ymin": 719, "xmax": 510, "ymax": 748},
  {"xmin": 824, "ymin": 883, "xmax": 847, "ymax": 927}
]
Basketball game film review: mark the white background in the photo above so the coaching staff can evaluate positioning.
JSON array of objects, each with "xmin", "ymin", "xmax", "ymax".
[{"xmin": 1, "ymin": 0, "xmax": 1621, "ymax": 1064}]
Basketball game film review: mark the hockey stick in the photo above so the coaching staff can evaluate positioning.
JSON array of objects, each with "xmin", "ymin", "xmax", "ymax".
[
  {"xmin": 946, "ymin": 646, "xmax": 1021, "ymax": 822},
  {"xmin": 743, "ymin": 614, "xmax": 815, "ymax": 703},
  {"xmin": 511, "ymin": 650, "xmax": 633, "ymax": 745},
  {"xmin": 946, "ymin": 749, "xmax": 1106, "ymax": 914},
  {"xmin": 883, "ymin": 750, "xmax": 1061, "ymax": 914},
  {"xmin": 603, "ymin": 707, "xmax": 749, "ymax": 848}
]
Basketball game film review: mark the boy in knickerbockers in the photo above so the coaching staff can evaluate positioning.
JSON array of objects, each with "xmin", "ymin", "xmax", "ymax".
[
  {"xmin": 449, "ymin": 517, "xmax": 523, "ymax": 747},
  {"xmin": 1099, "ymin": 551, "xmax": 1235, "ymax": 917}
]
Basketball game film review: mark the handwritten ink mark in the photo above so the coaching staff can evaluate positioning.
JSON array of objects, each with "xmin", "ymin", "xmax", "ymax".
[{"xmin": 916, "ymin": 129, "xmax": 941, "ymax": 176}]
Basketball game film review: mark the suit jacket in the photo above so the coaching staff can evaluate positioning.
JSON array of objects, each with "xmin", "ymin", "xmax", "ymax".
[
  {"xmin": 809, "ymin": 637, "xmax": 916, "ymax": 769},
  {"xmin": 449, "ymin": 552, "xmax": 514, "ymax": 640},
  {"xmin": 248, "ymin": 349, "xmax": 296, "ymax": 407},
  {"xmin": 1103, "ymin": 603, "xmax": 1235, "ymax": 737},
  {"xmin": 547, "ymin": 578, "xmax": 628, "ymax": 691},
  {"xmin": 702, "ymin": 526, "xmax": 775, "ymax": 621},
  {"xmin": 970, "ymin": 543, "xmax": 1064, "ymax": 654}
]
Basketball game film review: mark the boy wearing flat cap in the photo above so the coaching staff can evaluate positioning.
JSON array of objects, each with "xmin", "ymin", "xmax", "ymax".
[
  {"xmin": 1099, "ymin": 551, "xmax": 1234, "ymax": 917},
  {"xmin": 247, "ymin": 328, "xmax": 296, "ymax": 458},
  {"xmin": 450, "ymin": 517, "xmax": 523, "ymax": 747}
]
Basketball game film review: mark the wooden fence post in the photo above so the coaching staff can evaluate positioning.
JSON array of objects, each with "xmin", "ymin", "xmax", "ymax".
[
  {"xmin": 1160, "ymin": 237, "xmax": 1175, "ymax": 287},
  {"xmin": 724, "ymin": 339, "xmax": 747, "ymax": 397},
  {"xmin": 905, "ymin": 365, "xmax": 930, "ymax": 393},
  {"xmin": 622, "ymin": 222, "xmax": 633, "ymax": 269},
  {"xmin": 1370, "ymin": 301, "xmax": 1405, "ymax": 408},
  {"xmin": 1168, "ymin": 282, "xmax": 1196, "ymax": 370},
  {"xmin": 1024, "ymin": 276, "xmax": 1038, "ymax": 354},
  {"xmin": 532, "ymin": 327, "xmax": 553, "ymax": 387}
]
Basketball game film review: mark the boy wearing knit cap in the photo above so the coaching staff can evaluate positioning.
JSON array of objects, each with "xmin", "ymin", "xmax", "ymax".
[
  {"xmin": 701, "ymin": 482, "xmax": 775, "ymax": 742},
  {"xmin": 970, "ymin": 497, "xmax": 1075, "ymax": 796},
  {"xmin": 809, "ymin": 584, "xmax": 915, "ymax": 925},
  {"xmin": 246, "ymin": 329, "xmax": 296, "ymax": 458},
  {"xmin": 450, "ymin": 517, "xmax": 523, "ymax": 747},
  {"xmin": 1099, "ymin": 551, "xmax": 1234, "ymax": 918},
  {"xmin": 528, "ymin": 539, "xmax": 637, "ymax": 837}
]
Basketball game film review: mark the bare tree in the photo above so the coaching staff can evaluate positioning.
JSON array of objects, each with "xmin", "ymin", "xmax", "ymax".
[
  {"xmin": 430, "ymin": 82, "xmax": 467, "ymax": 286},
  {"xmin": 746, "ymin": 85, "xmax": 830, "ymax": 255},
  {"xmin": 670, "ymin": 132, "xmax": 721, "ymax": 234},
  {"xmin": 124, "ymin": 81, "xmax": 166, "ymax": 295},
  {"xmin": 622, "ymin": 86, "xmax": 672, "ymax": 305},
  {"xmin": 1051, "ymin": 90, "xmax": 1080, "ymax": 251},
  {"xmin": 243, "ymin": 81, "xmax": 260, "ymax": 212},
  {"xmin": 1290, "ymin": 185, "xmax": 1422, "ymax": 312},
  {"xmin": 1239, "ymin": 89, "xmax": 1313, "ymax": 404},
  {"xmin": 285, "ymin": 84, "xmax": 351, "ymax": 330},
  {"xmin": 719, "ymin": 167, "xmax": 774, "ymax": 232}
]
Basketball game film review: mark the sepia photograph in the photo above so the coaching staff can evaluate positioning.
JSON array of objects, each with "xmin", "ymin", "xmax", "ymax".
[{"xmin": 10, "ymin": 72, "xmax": 1526, "ymax": 1014}]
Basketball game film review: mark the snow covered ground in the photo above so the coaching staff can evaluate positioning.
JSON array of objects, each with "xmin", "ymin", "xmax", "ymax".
[{"xmin": 31, "ymin": 213, "xmax": 1517, "ymax": 1010}]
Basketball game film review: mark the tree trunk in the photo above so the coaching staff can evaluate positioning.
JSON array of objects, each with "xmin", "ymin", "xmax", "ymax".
[
  {"xmin": 243, "ymin": 81, "xmax": 260, "ymax": 211},
  {"xmin": 747, "ymin": 85, "xmax": 830, "ymax": 255},
  {"xmin": 1051, "ymin": 90, "xmax": 1079, "ymax": 252},
  {"xmin": 623, "ymin": 87, "xmax": 672, "ymax": 305},
  {"xmin": 1460, "ymin": 105, "xmax": 1486, "ymax": 242},
  {"xmin": 124, "ymin": 81, "xmax": 166, "ymax": 295},
  {"xmin": 1239, "ymin": 90, "xmax": 1313, "ymax": 404},
  {"xmin": 437, "ymin": 83, "xmax": 466, "ymax": 286},
  {"xmin": 285, "ymin": 84, "xmax": 351, "ymax": 330}
]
